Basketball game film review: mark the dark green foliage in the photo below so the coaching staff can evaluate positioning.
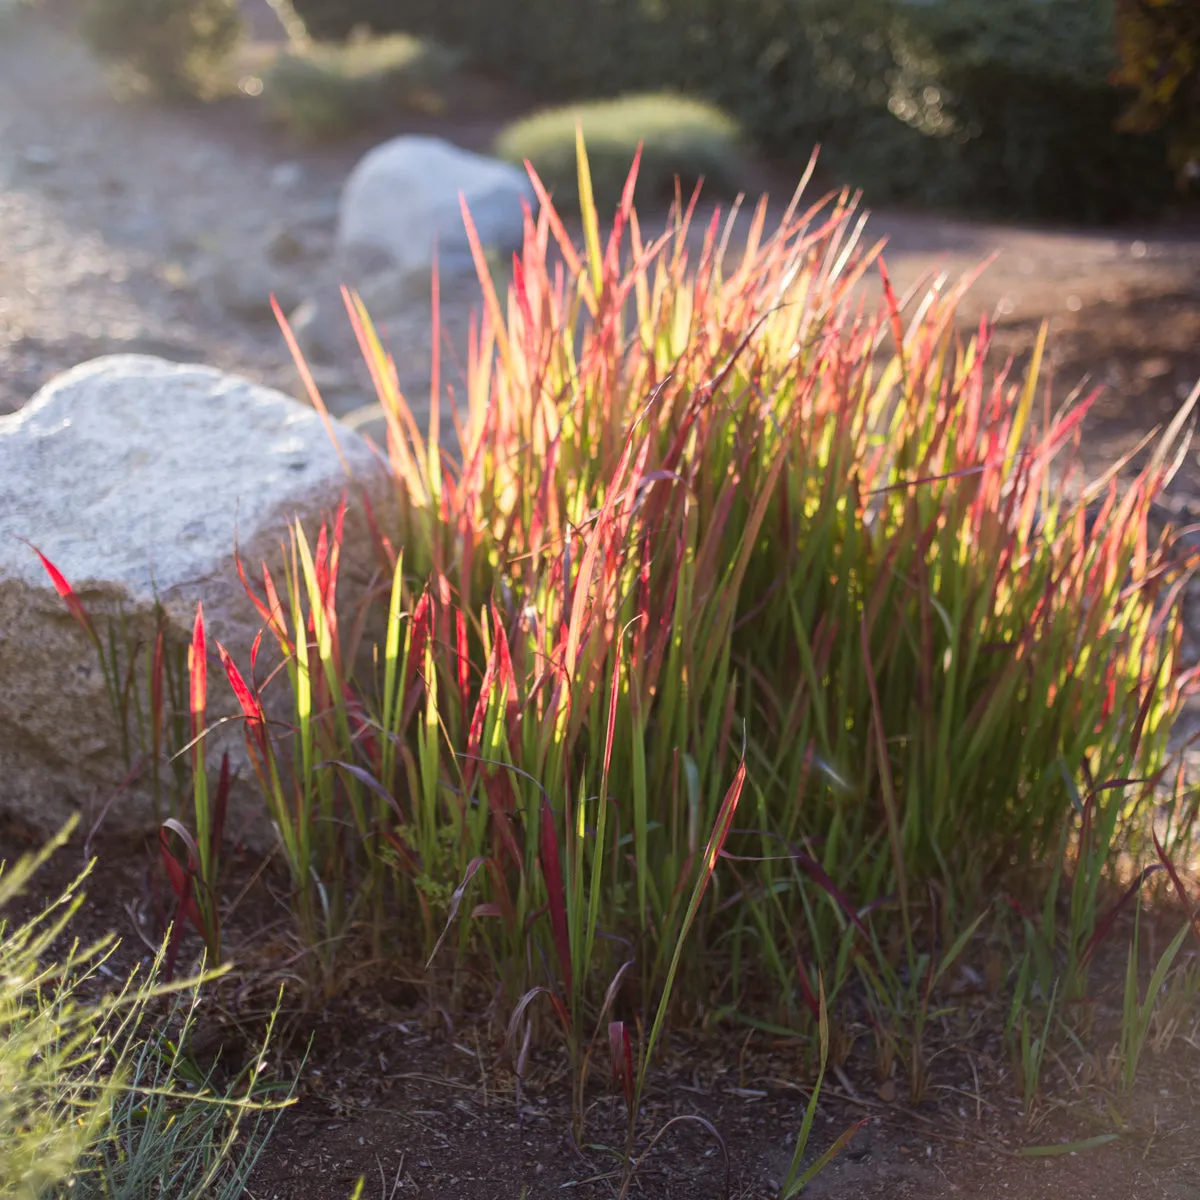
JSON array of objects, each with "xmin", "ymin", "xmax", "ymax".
[
  {"xmin": 79, "ymin": 0, "xmax": 243, "ymax": 101},
  {"xmin": 1114, "ymin": 0, "xmax": 1200, "ymax": 180},
  {"xmin": 287, "ymin": 0, "xmax": 1175, "ymax": 222}
]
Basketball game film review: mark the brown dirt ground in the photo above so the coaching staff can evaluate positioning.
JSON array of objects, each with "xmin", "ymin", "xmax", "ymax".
[
  {"xmin": 1, "ymin": 816, "xmax": 1197, "ymax": 1200},
  {"xmin": 3, "ymin": 4, "xmax": 1200, "ymax": 1198}
]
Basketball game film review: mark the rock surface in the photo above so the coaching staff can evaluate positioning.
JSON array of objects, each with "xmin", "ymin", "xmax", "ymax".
[
  {"xmin": 336, "ymin": 135, "xmax": 533, "ymax": 278},
  {"xmin": 0, "ymin": 355, "xmax": 390, "ymax": 843}
]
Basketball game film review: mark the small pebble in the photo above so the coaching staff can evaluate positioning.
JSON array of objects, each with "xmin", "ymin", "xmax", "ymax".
[
  {"xmin": 22, "ymin": 144, "xmax": 57, "ymax": 170},
  {"xmin": 271, "ymin": 162, "xmax": 304, "ymax": 192}
]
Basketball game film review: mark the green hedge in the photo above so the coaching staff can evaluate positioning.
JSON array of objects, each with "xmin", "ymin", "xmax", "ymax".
[{"xmin": 289, "ymin": 0, "xmax": 1173, "ymax": 222}]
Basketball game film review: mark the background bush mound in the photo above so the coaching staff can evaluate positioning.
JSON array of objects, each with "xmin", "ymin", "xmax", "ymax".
[
  {"xmin": 493, "ymin": 93, "xmax": 746, "ymax": 212},
  {"xmin": 288, "ymin": 0, "xmax": 1175, "ymax": 222}
]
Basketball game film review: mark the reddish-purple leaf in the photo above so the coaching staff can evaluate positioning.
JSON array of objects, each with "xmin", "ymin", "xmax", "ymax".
[
  {"xmin": 234, "ymin": 545, "xmax": 280, "ymax": 642},
  {"xmin": 1153, "ymin": 829, "xmax": 1200, "ymax": 948},
  {"xmin": 1080, "ymin": 864, "xmax": 1163, "ymax": 967},
  {"xmin": 217, "ymin": 641, "xmax": 265, "ymax": 749},
  {"xmin": 159, "ymin": 823, "xmax": 203, "ymax": 933},
  {"xmin": 700, "ymin": 761, "xmax": 747, "ymax": 894},
  {"xmin": 539, "ymin": 797, "xmax": 573, "ymax": 993},
  {"xmin": 455, "ymin": 607, "xmax": 470, "ymax": 727},
  {"xmin": 609, "ymin": 1020, "xmax": 635, "ymax": 1108}
]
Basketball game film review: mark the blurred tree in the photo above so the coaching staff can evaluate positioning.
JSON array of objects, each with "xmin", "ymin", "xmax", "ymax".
[
  {"xmin": 1113, "ymin": 0, "xmax": 1200, "ymax": 183},
  {"xmin": 79, "ymin": 0, "xmax": 243, "ymax": 101}
]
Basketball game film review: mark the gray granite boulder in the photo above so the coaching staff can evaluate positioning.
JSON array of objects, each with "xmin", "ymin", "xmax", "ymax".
[
  {"xmin": 0, "ymin": 355, "xmax": 391, "ymax": 845},
  {"xmin": 336, "ymin": 135, "xmax": 533, "ymax": 278}
]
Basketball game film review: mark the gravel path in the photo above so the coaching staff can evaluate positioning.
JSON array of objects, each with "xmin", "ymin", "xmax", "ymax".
[
  {"xmin": 1, "ymin": 5, "xmax": 1197, "ymax": 462},
  {"xmin": 0, "ymin": 10, "xmax": 347, "ymax": 413}
]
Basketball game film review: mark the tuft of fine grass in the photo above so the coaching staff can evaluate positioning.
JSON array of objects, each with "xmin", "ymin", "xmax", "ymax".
[
  {"xmin": 492, "ymin": 92, "xmax": 747, "ymax": 212},
  {"xmin": 0, "ymin": 819, "xmax": 293, "ymax": 1197},
  {"xmin": 256, "ymin": 32, "xmax": 462, "ymax": 140}
]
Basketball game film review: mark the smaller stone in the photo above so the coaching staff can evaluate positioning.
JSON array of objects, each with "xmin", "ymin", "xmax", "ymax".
[
  {"xmin": 209, "ymin": 255, "xmax": 303, "ymax": 322},
  {"xmin": 271, "ymin": 162, "xmax": 304, "ymax": 192},
  {"xmin": 336, "ymin": 136, "xmax": 533, "ymax": 279},
  {"xmin": 265, "ymin": 223, "xmax": 307, "ymax": 265},
  {"xmin": 23, "ymin": 144, "xmax": 57, "ymax": 171}
]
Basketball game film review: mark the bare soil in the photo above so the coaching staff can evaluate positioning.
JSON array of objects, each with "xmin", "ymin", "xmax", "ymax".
[
  {"xmin": 1, "ymin": 817, "xmax": 1196, "ymax": 1200},
  {"xmin": 2, "ymin": 5, "xmax": 1199, "ymax": 1198}
]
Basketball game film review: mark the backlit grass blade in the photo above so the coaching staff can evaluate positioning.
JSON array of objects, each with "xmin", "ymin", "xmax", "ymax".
[
  {"xmin": 575, "ymin": 123, "xmax": 604, "ymax": 302},
  {"xmin": 637, "ymin": 759, "xmax": 745, "ymax": 1106}
]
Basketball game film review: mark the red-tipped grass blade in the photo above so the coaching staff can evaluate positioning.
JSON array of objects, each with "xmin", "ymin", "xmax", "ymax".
[
  {"xmin": 21, "ymin": 540, "xmax": 99, "ymax": 647},
  {"xmin": 189, "ymin": 605, "xmax": 207, "ymax": 738},
  {"xmin": 609, "ymin": 1020, "xmax": 635, "ymax": 1108}
]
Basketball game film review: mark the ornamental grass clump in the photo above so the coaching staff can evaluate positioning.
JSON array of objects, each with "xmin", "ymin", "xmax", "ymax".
[
  {"xmin": 48, "ymin": 139, "xmax": 1194, "ymax": 1129},
  {"xmin": 216, "ymin": 139, "xmax": 1198, "ymax": 1033}
]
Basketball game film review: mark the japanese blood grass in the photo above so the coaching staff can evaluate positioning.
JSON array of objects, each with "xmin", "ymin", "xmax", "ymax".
[
  {"xmin": 26, "ymin": 550, "xmax": 224, "ymax": 977},
  {"xmin": 223, "ymin": 139, "xmax": 1199, "ymax": 1111},
  {"xmin": 23, "ymin": 541, "xmax": 192, "ymax": 828}
]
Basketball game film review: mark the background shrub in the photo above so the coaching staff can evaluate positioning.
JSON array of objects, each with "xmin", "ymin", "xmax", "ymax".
[
  {"xmin": 79, "ymin": 0, "xmax": 243, "ymax": 101},
  {"xmin": 287, "ymin": 0, "xmax": 1176, "ymax": 222},
  {"xmin": 493, "ymin": 93, "xmax": 746, "ymax": 212},
  {"xmin": 258, "ymin": 32, "xmax": 462, "ymax": 141},
  {"xmin": 0, "ymin": 0, "xmax": 34, "ymax": 29},
  {"xmin": 1114, "ymin": 0, "xmax": 1200, "ymax": 180}
]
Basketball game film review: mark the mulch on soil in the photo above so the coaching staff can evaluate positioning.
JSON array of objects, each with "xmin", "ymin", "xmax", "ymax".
[{"xmin": 2, "ymin": 819, "xmax": 1196, "ymax": 1200}]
